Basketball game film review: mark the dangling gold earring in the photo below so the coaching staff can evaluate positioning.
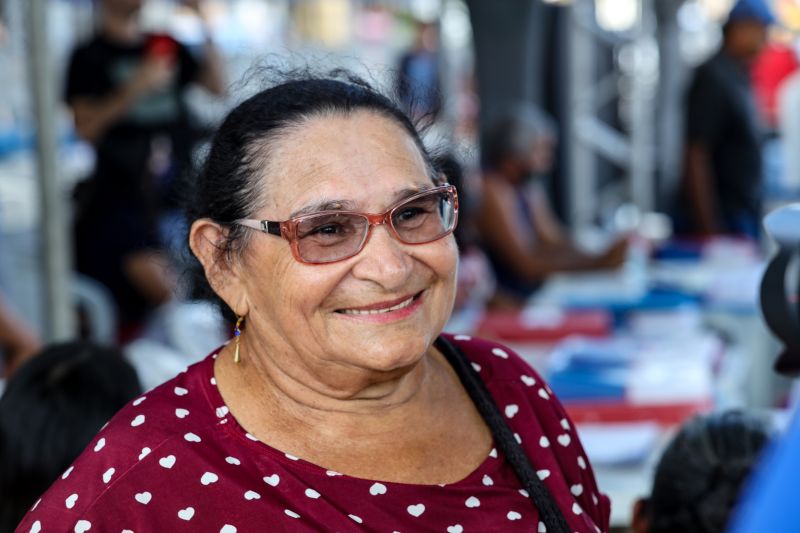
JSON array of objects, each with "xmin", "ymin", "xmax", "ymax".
[{"xmin": 234, "ymin": 316, "xmax": 244, "ymax": 364}]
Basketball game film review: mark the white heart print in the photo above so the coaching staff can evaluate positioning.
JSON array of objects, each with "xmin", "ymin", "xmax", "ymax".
[
  {"xmin": 349, "ymin": 515, "xmax": 363, "ymax": 524},
  {"xmin": 465, "ymin": 496, "xmax": 480, "ymax": 508},
  {"xmin": 132, "ymin": 396, "xmax": 146, "ymax": 406},
  {"xmin": 134, "ymin": 491, "xmax": 152, "ymax": 504},
  {"xmin": 220, "ymin": 526, "xmax": 237, "ymax": 533},
  {"xmin": 447, "ymin": 526, "xmax": 463, "ymax": 533},
  {"xmin": 407, "ymin": 504, "xmax": 425, "ymax": 517},
  {"xmin": 263, "ymin": 474, "xmax": 280, "ymax": 487},
  {"xmin": 139, "ymin": 447, "xmax": 151, "ymax": 460},
  {"xmin": 65, "ymin": 493, "xmax": 78, "ymax": 509},
  {"xmin": 74, "ymin": 520, "xmax": 91, "ymax": 533},
  {"xmin": 201, "ymin": 472, "xmax": 219, "ymax": 485},
  {"xmin": 557, "ymin": 434, "xmax": 571, "ymax": 447},
  {"xmin": 305, "ymin": 488, "xmax": 320, "ymax": 499},
  {"xmin": 369, "ymin": 482, "xmax": 387, "ymax": 495},
  {"xmin": 507, "ymin": 511, "xmax": 522, "ymax": 520},
  {"xmin": 93, "ymin": 438, "xmax": 105, "ymax": 452},
  {"xmin": 159, "ymin": 455, "xmax": 176, "ymax": 469},
  {"xmin": 178, "ymin": 507, "xmax": 195, "ymax": 520},
  {"xmin": 538, "ymin": 522, "xmax": 547, "ymax": 532},
  {"xmin": 175, "ymin": 408, "xmax": 189, "ymax": 419},
  {"xmin": 539, "ymin": 436, "xmax": 550, "ymax": 448},
  {"xmin": 505, "ymin": 404, "xmax": 519, "ymax": 418},
  {"xmin": 571, "ymin": 484, "xmax": 584, "ymax": 496},
  {"xmin": 102, "ymin": 467, "xmax": 115, "ymax": 484},
  {"xmin": 130, "ymin": 415, "xmax": 145, "ymax": 427},
  {"xmin": 225, "ymin": 456, "xmax": 241, "ymax": 466},
  {"xmin": 521, "ymin": 374, "xmax": 536, "ymax": 386},
  {"xmin": 492, "ymin": 347, "xmax": 509, "ymax": 359},
  {"xmin": 537, "ymin": 469, "xmax": 550, "ymax": 480},
  {"xmin": 184, "ymin": 432, "xmax": 201, "ymax": 443},
  {"xmin": 62, "ymin": 466, "xmax": 74, "ymax": 479},
  {"xmin": 174, "ymin": 386, "xmax": 188, "ymax": 396},
  {"xmin": 244, "ymin": 490, "xmax": 261, "ymax": 500},
  {"xmin": 29, "ymin": 520, "xmax": 41, "ymax": 533},
  {"xmin": 538, "ymin": 388, "xmax": 550, "ymax": 400},
  {"xmin": 284, "ymin": 510, "xmax": 300, "ymax": 519},
  {"xmin": 482, "ymin": 474, "xmax": 494, "ymax": 486}
]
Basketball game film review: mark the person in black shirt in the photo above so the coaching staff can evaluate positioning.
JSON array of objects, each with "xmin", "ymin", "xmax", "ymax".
[
  {"xmin": 65, "ymin": 0, "xmax": 224, "ymax": 335},
  {"xmin": 677, "ymin": 0, "xmax": 774, "ymax": 238}
]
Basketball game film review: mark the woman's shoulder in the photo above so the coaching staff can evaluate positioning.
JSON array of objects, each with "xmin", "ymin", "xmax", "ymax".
[{"xmin": 15, "ymin": 353, "xmax": 225, "ymax": 532}]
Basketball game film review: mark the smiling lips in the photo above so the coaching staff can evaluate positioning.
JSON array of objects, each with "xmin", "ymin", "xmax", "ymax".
[{"xmin": 338, "ymin": 292, "xmax": 422, "ymax": 316}]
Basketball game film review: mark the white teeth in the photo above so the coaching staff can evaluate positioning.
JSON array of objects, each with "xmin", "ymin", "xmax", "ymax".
[{"xmin": 341, "ymin": 295, "xmax": 416, "ymax": 315}]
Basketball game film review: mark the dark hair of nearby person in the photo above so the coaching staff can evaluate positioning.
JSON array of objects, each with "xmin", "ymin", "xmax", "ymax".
[
  {"xmin": 483, "ymin": 103, "xmax": 557, "ymax": 170},
  {"xmin": 0, "ymin": 341, "xmax": 142, "ymax": 531},
  {"xmin": 646, "ymin": 410, "xmax": 772, "ymax": 533},
  {"xmin": 184, "ymin": 69, "xmax": 441, "ymax": 322}
]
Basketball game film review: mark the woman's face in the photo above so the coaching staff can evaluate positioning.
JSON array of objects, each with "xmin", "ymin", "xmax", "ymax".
[{"xmin": 236, "ymin": 111, "xmax": 458, "ymax": 380}]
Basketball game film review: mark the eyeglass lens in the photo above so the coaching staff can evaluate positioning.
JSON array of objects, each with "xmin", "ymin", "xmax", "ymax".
[{"xmin": 294, "ymin": 189, "xmax": 456, "ymax": 263}]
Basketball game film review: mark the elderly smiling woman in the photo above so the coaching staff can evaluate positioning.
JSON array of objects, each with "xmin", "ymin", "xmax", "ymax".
[{"xmin": 17, "ymin": 75, "xmax": 609, "ymax": 533}]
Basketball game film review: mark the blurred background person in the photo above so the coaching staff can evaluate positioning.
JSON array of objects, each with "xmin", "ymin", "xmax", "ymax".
[
  {"xmin": 0, "ymin": 294, "xmax": 40, "ymax": 380},
  {"xmin": 0, "ymin": 341, "xmax": 141, "ymax": 531},
  {"xmin": 396, "ymin": 20, "xmax": 440, "ymax": 122},
  {"xmin": 476, "ymin": 104, "xmax": 628, "ymax": 308},
  {"xmin": 674, "ymin": 0, "xmax": 774, "ymax": 239},
  {"xmin": 630, "ymin": 410, "xmax": 772, "ymax": 533},
  {"xmin": 65, "ymin": 0, "xmax": 225, "ymax": 341}
]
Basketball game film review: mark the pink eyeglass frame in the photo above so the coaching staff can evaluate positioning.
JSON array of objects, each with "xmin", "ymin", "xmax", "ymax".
[{"xmin": 236, "ymin": 184, "xmax": 459, "ymax": 265}]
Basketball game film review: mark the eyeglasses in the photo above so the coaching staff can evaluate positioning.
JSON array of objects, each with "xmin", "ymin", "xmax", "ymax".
[{"xmin": 236, "ymin": 185, "xmax": 459, "ymax": 265}]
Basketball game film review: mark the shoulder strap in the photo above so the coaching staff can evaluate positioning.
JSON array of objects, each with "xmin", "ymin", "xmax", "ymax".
[{"xmin": 435, "ymin": 336, "xmax": 572, "ymax": 533}]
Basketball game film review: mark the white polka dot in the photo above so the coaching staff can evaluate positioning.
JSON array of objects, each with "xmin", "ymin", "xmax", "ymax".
[
  {"xmin": 505, "ymin": 404, "xmax": 519, "ymax": 418},
  {"xmin": 225, "ymin": 456, "xmax": 241, "ymax": 466},
  {"xmin": 304, "ymin": 488, "xmax": 320, "ymax": 499},
  {"xmin": 572, "ymin": 502, "xmax": 583, "ymax": 515},
  {"xmin": 263, "ymin": 474, "xmax": 280, "ymax": 487},
  {"xmin": 349, "ymin": 514, "xmax": 363, "ymax": 523},
  {"xmin": 65, "ymin": 493, "xmax": 78, "ymax": 509},
  {"xmin": 446, "ymin": 526, "xmax": 463, "ymax": 533},
  {"xmin": 538, "ymin": 388, "xmax": 550, "ymax": 400},
  {"xmin": 138, "ymin": 447, "xmax": 151, "ymax": 460},
  {"xmin": 537, "ymin": 469, "xmax": 550, "ymax": 480},
  {"xmin": 538, "ymin": 522, "xmax": 547, "ymax": 532},
  {"xmin": 492, "ymin": 347, "xmax": 509, "ymax": 359},
  {"xmin": 175, "ymin": 408, "xmax": 189, "ymax": 419},
  {"xmin": 465, "ymin": 496, "xmax": 480, "ymax": 508},
  {"xmin": 325, "ymin": 470, "xmax": 341, "ymax": 477},
  {"xmin": 507, "ymin": 511, "xmax": 522, "ymax": 520},
  {"xmin": 121, "ymin": 530, "xmax": 133, "ymax": 533},
  {"xmin": 521, "ymin": 374, "xmax": 536, "ymax": 386},
  {"xmin": 178, "ymin": 507, "xmax": 195, "ymax": 520},
  {"xmin": 514, "ymin": 433, "xmax": 522, "ymax": 444},
  {"xmin": 220, "ymin": 526, "xmax": 236, "ymax": 533},
  {"xmin": 407, "ymin": 504, "xmax": 425, "ymax": 517},
  {"xmin": 560, "ymin": 418, "xmax": 570, "ymax": 430},
  {"xmin": 210, "ymin": 377, "xmax": 217, "ymax": 386},
  {"xmin": 539, "ymin": 436, "xmax": 550, "ymax": 448},
  {"xmin": 134, "ymin": 492, "xmax": 152, "ymax": 505},
  {"xmin": 130, "ymin": 415, "xmax": 145, "ymax": 427},
  {"xmin": 518, "ymin": 489, "xmax": 529, "ymax": 497},
  {"xmin": 369, "ymin": 482, "xmax": 387, "ymax": 495},
  {"xmin": 489, "ymin": 448, "xmax": 498, "ymax": 458},
  {"xmin": 284, "ymin": 453, "xmax": 299, "ymax": 461},
  {"xmin": 244, "ymin": 490, "xmax": 261, "ymax": 500},
  {"xmin": 592, "ymin": 493, "xmax": 599, "ymax": 505},
  {"xmin": 184, "ymin": 432, "xmax": 201, "ymax": 443},
  {"xmin": 62, "ymin": 466, "xmax": 74, "ymax": 479},
  {"xmin": 471, "ymin": 362, "xmax": 481, "ymax": 372},
  {"xmin": 216, "ymin": 406, "xmax": 229, "ymax": 418},
  {"xmin": 454, "ymin": 335, "xmax": 471, "ymax": 341},
  {"xmin": 245, "ymin": 433, "xmax": 259, "ymax": 442},
  {"xmin": 557, "ymin": 434, "xmax": 571, "ymax": 447},
  {"xmin": 201, "ymin": 472, "xmax": 219, "ymax": 485},
  {"xmin": 482, "ymin": 474, "xmax": 493, "ymax": 486},
  {"xmin": 578, "ymin": 456, "xmax": 587, "ymax": 470},
  {"xmin": 29, "ymin": 520, "xmax": 41, "ymax": 533},
  {"xmin": 102, "ymin": 467, "xmax": 115, "ymax": 484},
  {"xmin": 284, "ymin": 509, "xmax": 300, "ymax": 519},
  {"xmin": 158, "ymin": 455, "xmax": 176, "ymax": 469},
  {"xmin": 571, "ymin": 484, "xmax": 584, "ymax": 497},
  {"xmin": 74, "ymin": 520, "xmax": 91, "ymax": 533},
  {"xmin": 174, "ymin": 386, "xmax": 188, "ymax": 396},
  {"xmin": 132, "ymin": 396, "xmax": 146, "ymax": 406},
  {"xmin": 93, "ymin": 438, "xmax": 105, "ymax": 452}
]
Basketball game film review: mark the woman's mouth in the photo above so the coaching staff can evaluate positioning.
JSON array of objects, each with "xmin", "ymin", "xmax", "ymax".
[{"xmin": 336, "ymin": 291, "xmax": 424, "ymax": 318}]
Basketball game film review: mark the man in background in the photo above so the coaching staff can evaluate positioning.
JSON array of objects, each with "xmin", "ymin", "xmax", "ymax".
[{"xmin": 677, "ymin": 0, "xmax": 774, "ymax": 238}]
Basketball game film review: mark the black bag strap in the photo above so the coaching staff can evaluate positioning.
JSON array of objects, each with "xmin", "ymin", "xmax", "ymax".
[{"xmin": 435, "ymin": 336, "xmax": 572, "ymax": 533}]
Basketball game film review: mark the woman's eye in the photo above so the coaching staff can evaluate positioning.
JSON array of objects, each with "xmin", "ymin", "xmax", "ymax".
[
  {"xmin": 309, "ymin": 224, "xmax": 343, "ymax": 236},
  {"xmin": 396, "ymin": 207, "xmax": 425, "ymax": 221}
]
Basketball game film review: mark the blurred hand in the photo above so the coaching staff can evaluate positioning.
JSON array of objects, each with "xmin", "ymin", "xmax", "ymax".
[
  {"xmin": 130, "ymin": 56, "xmax": 176, "ymax": 97},
  {"xmin": 596, "ymin": 236, "xmax": 630, "ymax": 269}
]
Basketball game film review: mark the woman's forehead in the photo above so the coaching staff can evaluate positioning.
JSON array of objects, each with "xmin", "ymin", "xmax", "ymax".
[{"xmin": 259, "ymin": 112, "xmax": 431, "ymax": 213}]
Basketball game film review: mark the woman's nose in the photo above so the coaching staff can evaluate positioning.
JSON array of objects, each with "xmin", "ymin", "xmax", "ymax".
[{"xmin": 350, "ymin": 224, "xmax": 413, "ymax": 289}]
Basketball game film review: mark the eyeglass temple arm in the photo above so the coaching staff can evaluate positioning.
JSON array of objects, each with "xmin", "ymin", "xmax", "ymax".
[{"xmin": 237, "ymin": 219, "xmax": 283, "ymax": 237}]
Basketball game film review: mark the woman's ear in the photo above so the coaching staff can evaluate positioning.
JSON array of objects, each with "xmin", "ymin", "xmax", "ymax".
[
  {"xmin": 189, "ymin": 219, "xmax": 249, "ymax": 316},
  {"xmin": 631, "ymin": 497, "xmax": 650, "ymax": 533}
]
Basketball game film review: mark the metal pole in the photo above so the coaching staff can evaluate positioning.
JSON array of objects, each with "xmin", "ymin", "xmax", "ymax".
[{"xmin": 26, "ymin": 0, "xmax": 75, "ymax": 340}]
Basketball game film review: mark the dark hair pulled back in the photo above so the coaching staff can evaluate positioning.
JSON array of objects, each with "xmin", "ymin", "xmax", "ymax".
[
  {"xmin": 184, "ymin": 69, "xmax": 439, "ymax": 322},
  {"xmin": 647, "ymin": 410, "xmax": 772, "ymax": 533}
]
